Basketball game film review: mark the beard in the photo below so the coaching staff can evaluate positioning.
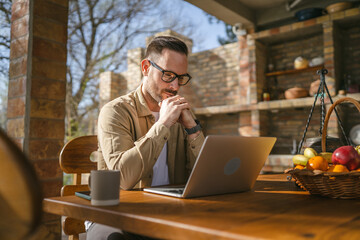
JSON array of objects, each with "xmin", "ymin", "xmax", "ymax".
[{"xmin": 147, "ymin": 82, "xmax": 178, "ymax": 103}]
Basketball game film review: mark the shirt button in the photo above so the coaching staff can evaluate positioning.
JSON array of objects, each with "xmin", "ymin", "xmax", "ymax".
[
  {"xmin": 164, "ymin": 136, "xmax": 167, "ymax": 140},
  {"xmin": 191, "ymin": 145, "xmax": 195, "ymax": 149}
]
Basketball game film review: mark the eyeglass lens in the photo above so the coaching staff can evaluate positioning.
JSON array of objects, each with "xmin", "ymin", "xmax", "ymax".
[{"xmin": 162, "ymin": 72, "xmax": 190, "ymax": 85}]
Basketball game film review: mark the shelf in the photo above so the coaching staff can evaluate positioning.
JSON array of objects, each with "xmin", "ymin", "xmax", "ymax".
[
  {"xmin": 265, "ymin": 65, "xmax": 324, "ymax": 77},
  {"xmin": 193, "ymin": 93, "xmax": 360, "ymax": 115},
  {"xmin": 193, "ymin": 104, "xmax": 256, "ymax": 116}
]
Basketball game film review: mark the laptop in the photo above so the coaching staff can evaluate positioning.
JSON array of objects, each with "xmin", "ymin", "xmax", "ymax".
[{"xmin": 143, "ymin": 135, "xmax": 276, "ymax": 198}]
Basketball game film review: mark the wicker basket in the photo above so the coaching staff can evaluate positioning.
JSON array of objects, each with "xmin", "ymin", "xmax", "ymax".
[{"xmin": 286, "ymin": 97, "xmax": 360, "ymax": 199}]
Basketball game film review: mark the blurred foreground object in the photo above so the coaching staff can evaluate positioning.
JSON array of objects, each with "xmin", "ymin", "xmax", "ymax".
[{"xmin": 0, "ymin": 128, "xmax": 42, "ymax": 240}]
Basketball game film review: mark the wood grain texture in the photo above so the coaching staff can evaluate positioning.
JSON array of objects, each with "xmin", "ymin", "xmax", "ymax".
[
  {"xmin": 61, "ymin": 184, "xmax": 90, "ymax": 197},
  {"xmin": 59, "ymin": 135, "xmax": 98, "ymax": 239},
  {"xmin": 44, "ymin": 174, "xmax": 360, "ymax": 240},
  {"xmin": 62, "ymin": 217, "xmax": 86, "ymax": 236},
  {"xmin": 59, "ymin": 135, "xmax": 98, "ymax": 174}
]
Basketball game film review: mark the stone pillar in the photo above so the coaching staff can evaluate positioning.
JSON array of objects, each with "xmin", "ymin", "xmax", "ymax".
[
  {"xmin": 322, "ymin": 21, "xmax": 339, "ymax": 137},
  {"xmin": 99, "ymin": 72, "xmax": 127, "ymax": 109},
  {"xmin": 322, "ymin": 21, "xmax": 337, "ymax": 96},
  {"xmin": 239, "ymin": 34, "xmax": 253, "ymax": 105},
  {"xmin": 7, "ymin": 0, "xmax": 68, "ymax": 238},
  {"xmin": 251, "ymin": 110, "xmax": 268, "ymax": 137},
  {"xmin": 126, "ymin": 47, "xmax": 145, "ymax": 91}
]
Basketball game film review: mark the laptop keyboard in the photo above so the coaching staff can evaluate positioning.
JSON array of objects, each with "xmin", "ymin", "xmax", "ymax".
[{"xmin": 167, "ymin": 188, "xmax": 184, "ymax": 194}]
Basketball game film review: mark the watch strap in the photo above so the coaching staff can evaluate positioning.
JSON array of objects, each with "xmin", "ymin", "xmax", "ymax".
[{"xmin": 185, "ymin": 119, "xmax": 202, "ymax": 135}]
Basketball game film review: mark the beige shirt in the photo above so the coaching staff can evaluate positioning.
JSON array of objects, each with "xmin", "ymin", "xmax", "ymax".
[{"xmin": 97, "ymin": 85, "xmax": 205, "ymax": 190}]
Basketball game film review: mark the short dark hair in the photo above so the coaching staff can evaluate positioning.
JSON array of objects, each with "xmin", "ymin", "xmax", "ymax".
[{"xmin": 145, "ymin": 36, "xmax": 188, "ymax": 59}]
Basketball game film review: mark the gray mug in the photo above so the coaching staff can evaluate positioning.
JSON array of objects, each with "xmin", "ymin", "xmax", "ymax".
[{"xmin": 89, "ymin": 170, "xmax": 120, "ymax": 206}]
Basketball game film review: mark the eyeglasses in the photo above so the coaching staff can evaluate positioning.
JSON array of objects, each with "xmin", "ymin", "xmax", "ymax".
[{"xmin": 148, "ymin": 60, "xmax": 192, "ymax": 86}]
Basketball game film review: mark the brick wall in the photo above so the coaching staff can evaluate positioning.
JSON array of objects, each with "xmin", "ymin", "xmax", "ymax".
[
  {"xmin": 99, "ymin": 30, "xmax": 242, "ymax": 109},
  {"xmin": 182, "ymin": 42, "xmax": 241, "ymax": 107},
  {"xmin": 269, "ymin": 34, "xmax": 324, "ymax": 92},
  {"xmin": 99, "ymin": 9, "xmax": 360, "ymax": 161},
  {"xmin": 7, "ymin": 0, "xmax": 68, "ymax": 238},
  {"xmin": 341, "ymin": 25, "xmax": 360, "ymax": 91},
  {"xmin": 200, "ymin": 113, "xmax": 239, "ymax": 136},
  {"xmin": 267, "ymin": 108, "xmax": 323, "ymax": 154}
]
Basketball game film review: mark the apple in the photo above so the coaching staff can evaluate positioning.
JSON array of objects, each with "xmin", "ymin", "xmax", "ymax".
[{"xmin": 332, "ymin": 146, "xmax": 360, "ymax": 170}]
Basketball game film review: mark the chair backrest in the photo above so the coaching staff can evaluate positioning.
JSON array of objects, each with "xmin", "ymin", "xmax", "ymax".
[
  {"xmin": 0, "ymin": 128, "xmax": 42, "ymax": 240},
  {"xmin": 59, "ymin": 135, "xmax": 98, "ymax": 239},
  {"xmin": 60, "ymin": 135, "xmax": 98, "ymax": 189}
]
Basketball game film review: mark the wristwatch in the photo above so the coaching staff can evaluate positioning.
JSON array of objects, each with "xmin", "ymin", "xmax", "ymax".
[{"xmin": 185, "ymin": 120, "xmax": 202, "ymax": 135}]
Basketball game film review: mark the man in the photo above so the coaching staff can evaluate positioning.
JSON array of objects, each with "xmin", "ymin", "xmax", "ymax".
[{"xmin": 87, "ymin": 36, "xmax": 205, "ymax": 239}]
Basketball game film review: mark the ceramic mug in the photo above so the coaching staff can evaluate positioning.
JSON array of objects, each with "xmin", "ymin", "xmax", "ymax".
[{"xmin": 89, "ymin": 170, "xmax": 120, "ymax": 206}]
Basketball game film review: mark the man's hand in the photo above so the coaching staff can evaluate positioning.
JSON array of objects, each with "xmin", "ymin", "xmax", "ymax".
[
  {"xmin": 178, "ymin": 108, "xmax": 196, "ymax": 129},
  {"xmin": 158, "ymin": 96, "xmax": 190, "ymax": 128}
]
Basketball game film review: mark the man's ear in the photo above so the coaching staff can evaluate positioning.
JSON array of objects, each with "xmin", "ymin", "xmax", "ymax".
[{"xmin": 141, "ymin": 59, "xmax": 150, "ymax": 76}]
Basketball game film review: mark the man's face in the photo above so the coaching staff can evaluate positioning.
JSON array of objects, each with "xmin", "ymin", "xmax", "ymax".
[{"xmin": 143, "ymin": 49, "xmax": 188, "ymax": 105}]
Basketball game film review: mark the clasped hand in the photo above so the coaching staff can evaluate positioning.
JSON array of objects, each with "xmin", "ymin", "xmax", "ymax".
[{"xmin": 158, "ymin": 95, "xmax": 196, "ymax": 129}]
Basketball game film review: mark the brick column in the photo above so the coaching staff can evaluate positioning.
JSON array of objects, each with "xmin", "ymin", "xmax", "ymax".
[
  {"xmin": 7, "ymin": 0, "xmax": 68, "ymax": 238},
  {"xmin": 251, "ymin": 110, "xmax": 269, "ymax": 137},
  {"xmin": 239, "ymin": 34, "xmax": 255, "ymax": 105},
  {"xmin": 99, "ymin": 72, "xmax": 127, "ymax": 109},
  {"xmin": 322, "ymin": 21, "xmax": 340, "ymax": 138},
  {"xmin": 322, "ymin": 21, "xmax": 337, "ymax": 96},
  {"xmin": 126, "ymin": 47, "xmax": 145, "ymax": 91}
]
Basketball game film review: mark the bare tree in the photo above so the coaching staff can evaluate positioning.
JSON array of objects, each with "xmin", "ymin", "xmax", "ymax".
[
  {"xmin": 0, "ymin": 0, "xmax": 11, "ymax": 76},
  {"xmin": 0, "ymin": 0, "xmax": 11, "ymax": 129},
  {"xmin": 67, "ymin": 0, "xmax": 195, "ymax": 137}
]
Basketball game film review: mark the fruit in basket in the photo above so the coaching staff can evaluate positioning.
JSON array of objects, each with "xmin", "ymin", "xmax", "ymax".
[
  {"xmin": 294, "ymin": 165, "xmax": 305, "ymax": 170},
  {"xmin": 319, "ymin": 152, "xmax": 332, "ymax": 163},
  {"xmin": 292, "ymin": 154, "xmax": 309, "ymax": 166},
  {"xmin": 355, "ymin": 145, "xmax": 360, "ymax": 155},
  {"xmin": 327, "ymin": 164, "xmax": 349, "ymax": 173},
  {"xmin": 304, "ymin": 148, "xmax": 317, "ymax": 158},
  {"xmin": 306, "ymin": 156, "xmax": 328, "ymax": 171},
  {"xmin": 332, "ymin": 146, "xmax": 360, "ymax": 171}
]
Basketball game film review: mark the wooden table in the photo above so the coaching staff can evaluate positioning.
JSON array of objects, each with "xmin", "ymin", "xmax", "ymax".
[{"xmin": 43, "ymin": 174, "xmax": 360, "ymax": 239}]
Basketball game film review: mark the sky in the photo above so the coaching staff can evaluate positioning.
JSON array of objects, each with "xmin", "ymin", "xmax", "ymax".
[{"xmin": 165, "ymin": 0, "xmax": 228, "ymax": 52}]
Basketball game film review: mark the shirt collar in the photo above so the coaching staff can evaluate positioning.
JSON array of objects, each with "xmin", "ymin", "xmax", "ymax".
[{"xmin": 135, "ymin": 84, "xmax": 153, "ymax": 117}]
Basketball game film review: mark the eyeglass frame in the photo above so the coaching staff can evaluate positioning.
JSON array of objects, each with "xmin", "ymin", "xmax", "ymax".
[{"xmin": 147, "ymin": 60, "xmax": 192, "ymax": 86}]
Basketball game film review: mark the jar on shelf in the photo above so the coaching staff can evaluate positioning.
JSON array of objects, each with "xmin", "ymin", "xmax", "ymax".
[{"xmin": 263, "ymin": 92, "xmax": 270, "ymax": 101}]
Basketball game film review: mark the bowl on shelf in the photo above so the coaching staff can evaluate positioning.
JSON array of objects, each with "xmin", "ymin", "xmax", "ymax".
[
  {"xmin": 295, "ymin": 8, "xmax": 323, "ymax": 21},
  {"xmin": 285, "ymin": 87, "xmax": 309, "ymax": 99},
  {"xmin": 309, "ymin": 57, "xmax": 324, "ymax": 67},
  {"xmin": 326, "ymin": 2, "xmax": 352, "ymax": 14},
  {"xmin": 294, "ymin": 56, "xmax": 309, "ymax": 70}
]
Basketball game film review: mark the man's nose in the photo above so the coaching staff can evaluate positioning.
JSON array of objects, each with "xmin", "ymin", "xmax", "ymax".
[{"xmin": 169, "ymin": 78, "xmax": 179, "ymax": 90}]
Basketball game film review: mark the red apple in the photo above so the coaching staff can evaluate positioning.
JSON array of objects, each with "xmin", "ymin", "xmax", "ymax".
[{"xmin": 332, "ymin": 146, "xmax": 360, "ymax": 170}]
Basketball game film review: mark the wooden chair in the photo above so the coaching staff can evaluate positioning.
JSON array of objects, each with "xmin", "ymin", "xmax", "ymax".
[
  {"xmin": 0, "ymin": 128, "xmax": 42, "ymax": 240},
  {"xmin": 59, "ymin": 135, "xmax": 98, "ymax": 240}
]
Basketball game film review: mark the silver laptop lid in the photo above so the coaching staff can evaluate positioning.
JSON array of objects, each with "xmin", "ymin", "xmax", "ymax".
[{"xmin": 182, "ymin": 135, "xmax": 276, "ymax": 198}]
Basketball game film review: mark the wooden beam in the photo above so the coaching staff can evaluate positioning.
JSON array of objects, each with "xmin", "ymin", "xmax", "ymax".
[{"xmin": 185, "ymin": 0, "xmax": 255, "ymax": 28}]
